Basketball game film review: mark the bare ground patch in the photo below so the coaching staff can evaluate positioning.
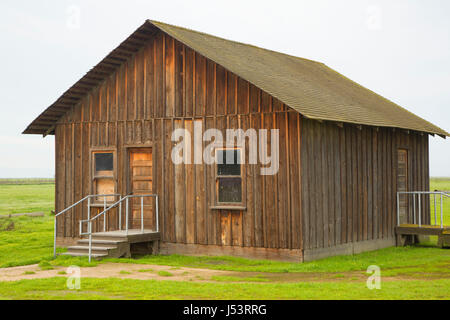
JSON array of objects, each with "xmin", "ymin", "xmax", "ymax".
[{"xmin": 0, "ymin": 263, "xmax": 449, "ymax": 283}]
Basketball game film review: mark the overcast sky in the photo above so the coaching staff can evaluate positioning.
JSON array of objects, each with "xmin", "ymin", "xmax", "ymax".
[{"xmin": 0, "ymin": 0, "xmax": 449, "ymax": 177}]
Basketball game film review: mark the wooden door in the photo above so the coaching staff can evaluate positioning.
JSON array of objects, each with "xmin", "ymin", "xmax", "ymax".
[
  {"xmin": 128, "ymin": 148, "xmax": 153, "ymax": 230},
  {"xmin": 397, "ymin": 149, "xmax": 409, "ymax": 224}
]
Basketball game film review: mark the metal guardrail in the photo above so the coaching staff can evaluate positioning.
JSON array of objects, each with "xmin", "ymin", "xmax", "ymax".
[
  {"xmin": 79, "ymin": 194, "xmax": 159, "ymax": 262},
  {"xmin": 53, "ymin": 194, "xmax": 120, "ymax": 258},
  {"xmin": 396, "ymin": 191, "xmax": 449, "ymax": 228}
]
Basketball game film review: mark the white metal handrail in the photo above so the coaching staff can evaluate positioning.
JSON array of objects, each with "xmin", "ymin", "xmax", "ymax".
[
  {"xmin": 53, "ymin": 194, "xmax": 120, "ymax": 258},
  {"xmin": 79, "ymin": 194, "xmax": 159, "ymax": 262},
  {"xmin": 396, "ymin": 191, "xmax": 449, "ymax": 228}
]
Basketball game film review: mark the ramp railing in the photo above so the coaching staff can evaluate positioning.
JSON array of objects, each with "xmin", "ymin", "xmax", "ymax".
[
  {"xmin": 53, "ymin": 194, "xmax": 120, "ymax": 258},
  {"xmin": 79, "ymin": 194, "xmax": 159, "ymax": 262},
  {"xmin": 397, "ymin": 191, "xmax": 449, "ymax": 228}
]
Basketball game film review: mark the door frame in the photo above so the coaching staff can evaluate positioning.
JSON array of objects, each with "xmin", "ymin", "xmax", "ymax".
[{"xmin": 123, "ymin": 144, "xmax": 153, "ymax": 196}]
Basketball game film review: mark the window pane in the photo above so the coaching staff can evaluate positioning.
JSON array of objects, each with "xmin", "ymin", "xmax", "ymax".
[
  {"xmin": 217, "ymin": 149, "xmax": 241, "ymax": 176},
  {"xmin": 218, "ymin": 177, "xmax": 242, "ymax": 203},
  {"xmin": 95, "ymin": 153, "xmax": 113, "ymax": 172}
]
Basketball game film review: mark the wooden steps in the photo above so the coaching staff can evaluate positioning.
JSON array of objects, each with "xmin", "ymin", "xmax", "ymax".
[{"xmin": 64, "ymin": 230, "xmax": 160, "ymax": 259}]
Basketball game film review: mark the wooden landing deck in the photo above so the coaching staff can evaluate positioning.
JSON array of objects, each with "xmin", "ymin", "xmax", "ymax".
[
  {"xmin": 395, "ymin": 224, "xmax": 450, "ymax": 248},
  {"xmin": 91, "ymin": 230, "xmax": 160, "ymax": 243},
  {"xmin": 395, "ymin": 224, "xmax": 450, "ymax": 236}
]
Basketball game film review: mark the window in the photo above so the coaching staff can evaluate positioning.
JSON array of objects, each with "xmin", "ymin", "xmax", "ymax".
[
  {"xmin": 92, "ymin": 151, "xmax": 115, "ymax": 202},
  {"xmin": 215, "ymin": 149, "xmax": 243, "ymax": 205}
]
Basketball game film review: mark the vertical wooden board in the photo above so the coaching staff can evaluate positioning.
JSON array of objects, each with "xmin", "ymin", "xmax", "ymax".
[
  {"xmin": 101, "ymin": 82, "xmax": 108, "ymax": 122},
  {"xmin": 226, "ymin": 72, "xmax": 236, "ymax": 115},
  {"xmin": 313, "ymin": 122, "xmax": 324, "ymax": 248},
  {"xmin": 251, "ymin": 113, "xmax": 263, "ymax": 247},
  {"xmin": 308, "ymin": 120, "xmax": 317, "ymax": 248},
  {"xmin": 154, "ymin": 119, "xmax": 164, "ymax": 240},
  {"xmin": 184, "ymin": 120, "xmax": 196, "ymax": 244},
  {"xmin": 195, "ymin": 53, "xmax": 206, "ymax": 116},
  {"xmin": 135, "ymin": 48, "xmax": 145, "ymax": 120},
  {"xmin": 194, "ymin": 121, "xmax": 207, "ymax": 245},
  {"xmin": 378, "ymin": 129, "xmax": 383, "ymax": 239},
  {"xmin": 237, "ymin": 78, "xmax": 249, "ymax": 115},
  {"xmin": 55, "ymin": 125, "xmax": 64, "ymax": 236},
  {"xmin": 383, "ymin": 130, "xmax": 388, "ymax": 238},
  {"xmin": 164, "ymin": 35, "xmax": 175, "ymax": 118},
  {"xmin": 291, "ymin": 113, "xmax": 302, "ymax": 249},
  {"xmin": 241, "ymin": 115, "xmax": 254, "ymax": 247},
  {"xmin": 249, "ymin": 85, "xmax": 259, "ymax": 113},
  {"xmin": 184, "ymin": 46, "xmax": 194, "ymax": 117},
  {"xmin": 372, "ymin": 129, "xmax": 379, "ymax": 238},
  {"xmin": 320, "ymin": 124, "xmax": 329, "ymax": 248},
  {"xmin": 117, "ymin": 65, "xmax": 126, "ymax": 121},
  {"xmin": 263, "ymin": 114, "xmax": 277, "ymax": 248},
  {"xmin": 205, "ymin": 59, "xmax": 215, "ymax": 116},
  {"xmin": 215, "ymin": 65, "xmax": 226, "ymax": 116},
  {"xmin": 145, "ymin": 40, "xmax": 155, "ymax": 119},
  {"xmin": 276, "ymin": 113, "xmax": 288, "ymax": 248},
  {"xmin": 387, "ymin": 131, "xmax": 393, "ymax": 237},
  {"xmin": 356, "ymin": 128, "xmax": 362, "ymax": 241},
  {"xmin": 327, "ymin": 125, "xmax": 335, "ymax": 247},
  {"xmin": 174, "ymin": 120, "xmax": 186, "ymax": 243},
  {"xmin": 164, "ymin": 119, "xmax": 175, "ymax": 242},
  {"xmin": 174, "ymin": 40, "xmax": 184, "ymax": 117},
  {"xmin": 299, "ymin": 117, "xmax": 310, "ymax": 249},
  {"xmin": 64, "ymin": 124, "xmax": 72, "ymax": 236},
  {"xmin": 126, "ymin": 58, "xmax": 136, "ymax": 120},
  {"xmin": 82, "ymin": 123, "xmax": 90, "ymax": 224},
  {"xmin": 332, "ymin": 125, "xmax": 341, "ymax": 246},
  {"xmin": 154, "ymin": 33, "xmax": 164, "ymax": 118},
  {"xmin": 362, "ymin": 128, "xmax": 368, "ymax": 240},
  {"xmin": 205, "ymin": 117, "xmax": 216, "ymax": 245},
  {"xmin": 143, "ymin": 120, "xmax": 152, "ymax": 144},
  {"xmin": 272, "ymin": 98, "xmax": 284, "ymax": 112},
  {"xmin": 74, "ymin": 123, "xmax": 82, "ymax": 236},
  {"xmin": 231, "ymin": 212, "xmax": 243, "ymax": 246},
  {"xmin": 351, "ymin": 128, "xmax": 358, "ymax": 242},
  {"xmin": 220, "ymin": 212, "xmax": 232, "ymax": 246},
  {"xmin": 345, "ymin": 126, "xmax": 353, "ymax": 242},
  {"xmin": 339, "ymin": 126, "xmax": 347, "ymax": 244},
  {"xmin": 367, "ymin": 128, "xmax": 373, "ymax": 240},
  {"xmin": 260, "ymin": 91, "xmax": 271, "ymax": 113}
]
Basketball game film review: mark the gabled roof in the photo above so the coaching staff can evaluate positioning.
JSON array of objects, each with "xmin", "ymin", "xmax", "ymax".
[{"xmin": 23, "ymin": 20, "xmax": 449, "ymax": 137}]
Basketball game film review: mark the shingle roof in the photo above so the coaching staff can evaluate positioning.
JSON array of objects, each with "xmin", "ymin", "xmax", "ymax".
[{"xmin": 23, "ymin": 20, "xmax": 449, "ymax": 137}]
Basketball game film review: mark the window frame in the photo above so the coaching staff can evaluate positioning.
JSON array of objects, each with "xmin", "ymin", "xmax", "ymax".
[
  {"xmin": 213, "ymin": 147, "xmax": 246, "ymax": 209},
  {"xmin": 90, "ymin": 148, "xmax": 117, "ymax": 204}
]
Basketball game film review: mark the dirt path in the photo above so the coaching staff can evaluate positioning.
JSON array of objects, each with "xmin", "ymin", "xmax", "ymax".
[{"xmin": 0, "ymin": 263, "xmax": 447, "ymax": 283}]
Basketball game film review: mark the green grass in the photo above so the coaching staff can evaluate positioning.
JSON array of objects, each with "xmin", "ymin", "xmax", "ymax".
[
  {"xmin": 1, "ymin": 181, "xmax": 450, "ymax": 300},
  {"xmin": 101, "ymin": 246, "xmax": 450, "ymax": 274},
  {"xmin": 0, "ymin": 277, "xmax": 448, "ymax": 300},
  {"xmin": 0, "ymin": 184, "xmax": 54, "ymax": 215},
  {"xmin": 157, "ymin": 270, "xmax": 173, "ymax": 277},
  {"xmin": 119, "ymin": 270, "xmax": 131, "ymax": 275}
]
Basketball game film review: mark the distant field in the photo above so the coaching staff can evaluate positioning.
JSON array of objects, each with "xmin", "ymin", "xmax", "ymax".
[{"xmin": 0, "ymin": 178, "xmax": 54, "ymax": 185}]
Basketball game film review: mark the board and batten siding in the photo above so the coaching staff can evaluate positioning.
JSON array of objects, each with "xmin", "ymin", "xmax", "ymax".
[
  {"xmin": 55, "ymin": 30, "xmax": 304, "ymax": 260},
  {"xmin": 54, "ymin": 28, "xmax": 431, "ymax": 261},
  {"xmin": 300, "ymin": 118, "xmax": 430, "ymax": 259}
]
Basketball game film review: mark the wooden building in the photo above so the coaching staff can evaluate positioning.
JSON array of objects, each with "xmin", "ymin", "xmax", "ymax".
[{"xmin": 23, "ymin": 21, "xmax": 449, "ymax": 261}]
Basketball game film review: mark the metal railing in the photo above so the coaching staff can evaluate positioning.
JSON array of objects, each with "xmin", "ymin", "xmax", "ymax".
[
  {"xmin": 53, "ymin": 194, "xmax": 121, "ymax": 258},
  {"xmin": 79, "ymin": 194, "xmax": 159, "ymax": 262},
  {"xmin": 396, "ymin": 191, "xmax": 449, "ymax": 228}
]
